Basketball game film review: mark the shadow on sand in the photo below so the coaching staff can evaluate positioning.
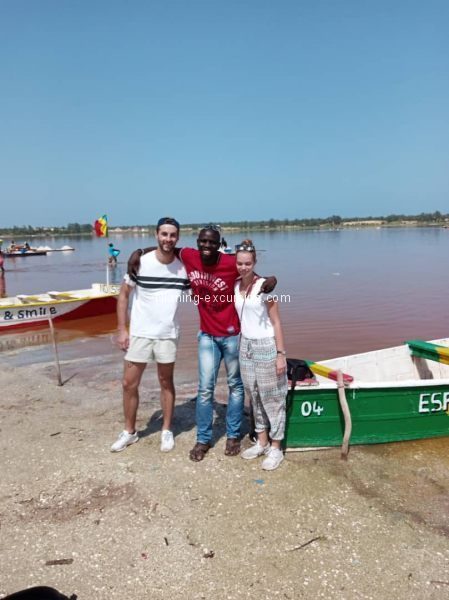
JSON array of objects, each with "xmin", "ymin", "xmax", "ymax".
[{"xmin": 138, "ymin": 398, "xmax": 251, "ymax": 447}]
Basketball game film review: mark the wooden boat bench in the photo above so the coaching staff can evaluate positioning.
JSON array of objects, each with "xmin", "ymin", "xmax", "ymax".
[
  {"xmin": 17, "ymin": 295, "xmax": 44, "ymax": 304},
  {"xmin": 47, "ymin": 292, "xmax": 76, "ymax": 300},
  {"xmin": 406, "ymin": 339, "xmax": 449, "ymax": 366}
]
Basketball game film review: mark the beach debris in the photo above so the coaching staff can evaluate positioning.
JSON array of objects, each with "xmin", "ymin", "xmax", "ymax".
[
  {"xmin": 202, "ymin": 548, "xmax": 214, "ymax": 558},
  {"xmin": 186, "ymin": 533, "xmax": 200, "ymax": 547},
  {"xmin": 50, "ymin": 431, "xmax": 61, "ymax": 437},
  {"xmin": 164, "ymin": 537, "xmax": 169, "ymax": 546},
  {"xmin": 141, "ymin": 552, "xmax": 148, "ymax": 560},
  {"xmin": 45, "ymin": 558, "xmax": 74, "ymax": 566},
  {"xmin": 288, "ymin": 536, "xmax": 323, "ymax": 552},
  {"xmin": 254, "ymin": 479, "xmax": 264, "ymax": 485}
]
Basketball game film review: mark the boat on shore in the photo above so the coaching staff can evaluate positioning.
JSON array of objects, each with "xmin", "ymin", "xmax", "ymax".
[
  {"xmin": 0, "ymin": 284, "xmax": 120, "ymax": 331},
  {"xmin": 285, "ymin": 338, "xmax": 449, "ymax": 451}
]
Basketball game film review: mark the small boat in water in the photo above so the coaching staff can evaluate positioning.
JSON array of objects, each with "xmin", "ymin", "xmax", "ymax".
[
  {"xmin": 285, "ymin": 338, "xmax": 449, "ymax": 451},
  {"xmin": 4, "ymin": 245, "xmax": 75, "ymax": 257},
  {"xmin": 0, "ymin": 283, "xmax": 120, "ymax": 331},
  {"xmin": 4, "ymin": 250, "xmax": 48, "ymax": 257}
]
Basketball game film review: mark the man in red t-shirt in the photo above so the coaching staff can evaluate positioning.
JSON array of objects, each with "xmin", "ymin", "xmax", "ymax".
[
  {"xmin": 129, "ymin": 225, "xmax": 275, "ymax": 462},
  {"xmin": 180, "ymin": 228, "xmax": 243, "ymax": 461}
]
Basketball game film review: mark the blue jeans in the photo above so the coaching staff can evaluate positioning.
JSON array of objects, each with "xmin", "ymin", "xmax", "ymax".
[{"xmin": 196, "ymin": 332, "xmax": 244, "ymax": 444}]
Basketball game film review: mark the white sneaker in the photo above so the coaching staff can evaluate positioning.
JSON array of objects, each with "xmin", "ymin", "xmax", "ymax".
[
  {"xmin": 110, "ymin": 430, "xmax": 139, "ymax": 452},
  {"xmin": 160, "ymin": 430, "xmax": 175, "ymax": 452},
  {"xmin": 241, "ymin": 441, "xmax": 270, "ymax": 460},
  {"xmin": 261, "ymin": 447, "xmax": 284, "ymax": 470}
]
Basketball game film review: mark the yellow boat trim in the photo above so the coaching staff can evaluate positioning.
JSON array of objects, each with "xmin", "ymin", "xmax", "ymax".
[{"xmin": 1, "ymin": 293, "xmax": 116, "ymax": 310}]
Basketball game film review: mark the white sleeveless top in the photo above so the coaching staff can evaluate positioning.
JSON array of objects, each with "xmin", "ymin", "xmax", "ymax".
[{"xmin": 234, "ymin": 277, "xmax": 274, "ymax": 339}]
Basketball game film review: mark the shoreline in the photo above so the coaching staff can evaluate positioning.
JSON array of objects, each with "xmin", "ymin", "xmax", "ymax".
[
  {"xmin": 1, "ymin": 223, "xmax": 448, "ymax": 240},
  {"xmin": 1, "ymin": 350, "xmax": 449, "ymax": 599}
]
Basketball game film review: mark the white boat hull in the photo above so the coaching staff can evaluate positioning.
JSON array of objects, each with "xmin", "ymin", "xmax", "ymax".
[{"xmin": 0, "ymin": 284, "xmax": 119, "ymax": 331}]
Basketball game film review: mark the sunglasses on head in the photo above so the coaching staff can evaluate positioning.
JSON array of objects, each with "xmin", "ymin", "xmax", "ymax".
[
  {"xmin": 203, "ymin": 223, "xmax": 221, "ymax": 232},
  {"xmin": 157, "ymin": 217, "xmax": 180, "ymax": 230},
  {"xmin": 235, "ymin": 243, "xmax": 255, "ymax": 252}
]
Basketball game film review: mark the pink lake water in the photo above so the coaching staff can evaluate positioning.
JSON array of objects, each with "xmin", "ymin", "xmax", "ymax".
[{"xmin": 1, "ymin": 227, "xmax": 448, "ymax": 364}]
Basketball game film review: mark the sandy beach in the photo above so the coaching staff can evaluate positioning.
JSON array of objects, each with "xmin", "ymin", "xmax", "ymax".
[{"xmin": 1, "ymin": 346, "xmax": 449, "ymax": 600}]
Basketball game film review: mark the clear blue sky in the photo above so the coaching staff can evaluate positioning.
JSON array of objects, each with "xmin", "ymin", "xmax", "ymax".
[{"xmin": 1, "ymin": 0, "xmax": 448, "ymax": 227}]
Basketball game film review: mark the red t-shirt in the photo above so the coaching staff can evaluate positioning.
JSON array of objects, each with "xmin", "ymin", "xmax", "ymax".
[{"xmin": 180, "ymin": 248, "xmax": 240, "ymax": 337}]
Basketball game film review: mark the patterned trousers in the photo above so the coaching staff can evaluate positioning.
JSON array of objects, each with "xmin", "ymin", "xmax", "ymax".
[{"xmin": 239, "ymin": 336, "xmax": 287, "ymax": 440}]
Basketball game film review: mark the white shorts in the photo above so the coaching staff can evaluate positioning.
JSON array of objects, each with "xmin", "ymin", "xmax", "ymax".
[{"xmin": 125, "ymin": 336, "xmax": 178, "ymax": 364}]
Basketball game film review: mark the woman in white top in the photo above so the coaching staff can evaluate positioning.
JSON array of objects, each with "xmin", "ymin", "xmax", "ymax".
[{"xmin": 234, "ymin": 240, "xmax": 288, "ymax": 470}]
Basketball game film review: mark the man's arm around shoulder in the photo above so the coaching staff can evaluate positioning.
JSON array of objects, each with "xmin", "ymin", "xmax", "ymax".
[
  {"xmin": 259, "ymin": 275, "xmax": 277, "ymax": 294},
  {"xmin": 127, "ymin": 247, "xmax": 183, "ymax": 278}
]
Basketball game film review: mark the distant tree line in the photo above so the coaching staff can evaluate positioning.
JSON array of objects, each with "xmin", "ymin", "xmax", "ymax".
[
  {"xmin": 0, "ymin": 211, "xmax": 447, "ymax": 236},
  {"xmin": 200, "ymin": 210, "xmax": 447, "ymax": 229},
  {"xmin": 0, "ymin": 223, "xmax": 92, "ymax": 236}
]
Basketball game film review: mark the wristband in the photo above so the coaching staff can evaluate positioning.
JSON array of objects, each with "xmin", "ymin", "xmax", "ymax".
[{"xmin": 277, "ymin": 350, "xmax": 286, "ymax": 356}]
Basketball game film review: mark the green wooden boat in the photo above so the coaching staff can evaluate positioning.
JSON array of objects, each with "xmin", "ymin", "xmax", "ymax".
[{"xmin": 285, "ymin": 338, "xmax": 449, "ymax": 452}]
